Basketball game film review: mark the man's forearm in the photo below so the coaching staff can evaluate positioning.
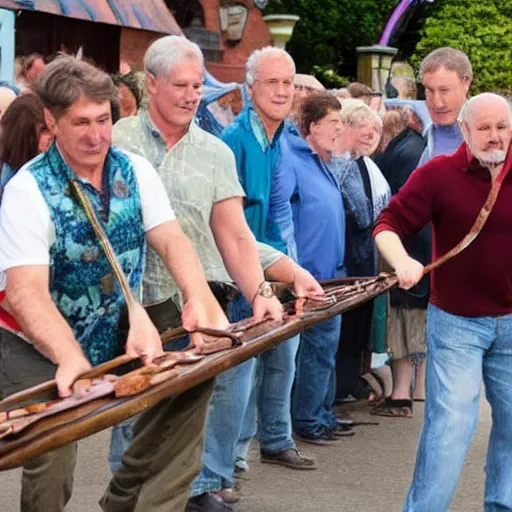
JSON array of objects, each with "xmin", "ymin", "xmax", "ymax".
[
  {"xmin": 263, "ymin": 255, "xmax": 296, "ymax": 284},
  {"xmin": 220, "ymin": 233, "xmax": 265, "ymax": 303},
  {"xmin": 6, "ymin": 286, "xmax": 84, "ymax": 365},
  {"xmin": 375, "ymin": 230, "xmax": 410, "ymax": 270},
  {"xmin": 257, "ymin": 242, "xmax": 284, "ymax": 272}
]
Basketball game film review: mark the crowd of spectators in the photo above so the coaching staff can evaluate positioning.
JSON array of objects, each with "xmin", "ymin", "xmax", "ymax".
[{"xmin": 0, "ymin": 41, "xmax": 496, "ymax": 512}]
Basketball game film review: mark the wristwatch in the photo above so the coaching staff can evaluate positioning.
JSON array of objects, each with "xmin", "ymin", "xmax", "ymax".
[{"xmin": 253, "ymin": 281, "xmax": 275, "ymax": 303}]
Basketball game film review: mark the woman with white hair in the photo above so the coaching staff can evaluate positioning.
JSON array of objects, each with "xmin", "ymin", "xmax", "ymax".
[
  {"xmin": 338, "ymin": 99, "xmax": 389, "ymax": 216},
  {"xmin": 330, "ymin": 99, "xmax": 391, "ymax": 402}
]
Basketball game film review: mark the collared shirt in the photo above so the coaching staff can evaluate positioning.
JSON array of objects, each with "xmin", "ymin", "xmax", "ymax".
[
  {"xmin": 374, "ymin": 143, "xmax": 512, "ymax": 317},
  {"xmin": 419, "ymin": 122, "xmax": 464, "ymax": 166},
  {"xmin": 113, "ymin": 110, "xmax": 281, "ymax": 307},
  {"xmin": 272, "ymin": 125, "xmax": 345, "ymax": 279},
  {"xmin": 249, "ymin": 108, "xmax": 272, "ymax": 151},
  {"xmin": 221, "ymin": 107, "xmax": 287, "ymax": 253}
]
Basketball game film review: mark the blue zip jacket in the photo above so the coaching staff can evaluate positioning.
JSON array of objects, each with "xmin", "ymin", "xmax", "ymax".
[
  {"xmin": 221, "ymin": 107, "xmax": 287, "ymax": 253},
  {"xmin": 270, "ymin": 125, "xmax": 345, "ymax": 279}
]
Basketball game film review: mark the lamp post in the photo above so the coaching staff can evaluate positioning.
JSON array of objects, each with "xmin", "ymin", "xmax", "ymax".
[
  {"xmin": 356, "ymin": 44, "xmax": 397, "ymax": 93},
  {"xmin": 263, "ymin": 14, "xmax": 300, "ymax": 49}
]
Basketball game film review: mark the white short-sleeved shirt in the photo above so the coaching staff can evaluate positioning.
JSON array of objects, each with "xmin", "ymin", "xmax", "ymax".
[{"xmin": 0, "ymin": 150, "xmax": 175, "ymax": 291}]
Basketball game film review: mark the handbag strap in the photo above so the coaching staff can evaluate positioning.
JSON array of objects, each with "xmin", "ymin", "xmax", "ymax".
[{"xmin": 69, "ymin": 179, "xmax": 136, "ymax": 309}]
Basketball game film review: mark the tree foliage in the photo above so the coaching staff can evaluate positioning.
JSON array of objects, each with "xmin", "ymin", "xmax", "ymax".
[
  {"xmin": 311, "ymin": 65, "xmax": 350, "ymax": 88},
  {"xmin": 411, "ymin": 0, "xmax": 512, "ymax": 94},
  {"xmin": 264, "ymin": 0, "xmax": 397, "ymax": 81}
]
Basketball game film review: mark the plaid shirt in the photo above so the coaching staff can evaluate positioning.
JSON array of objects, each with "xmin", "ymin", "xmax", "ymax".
[{"xmin": 113, "ymin": 110, "xmax": 282, "ymax": 307}]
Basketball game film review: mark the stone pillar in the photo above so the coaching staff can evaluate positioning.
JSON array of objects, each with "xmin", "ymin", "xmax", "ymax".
[
  {"xmin": 356, "ymin": 45, "xmax": 397, "ymax": 93},
  {"xmin": 262, "ymin": 14, "xmax": 299, "ymax": 49}
]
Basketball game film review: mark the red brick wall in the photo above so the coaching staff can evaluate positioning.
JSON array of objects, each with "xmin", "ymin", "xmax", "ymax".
[
  {"xmin": 120, "ymin": 28, "xmax": 163, "ymax": 71},
  {"xmin": 118, "ymin": 2, "xmax": 272, "ymax": 81},
  {"xmin": 205, "ymin": 62, "xmax": 245, "ymax": 83},
  {"xmin": 200, "ymin": 0, "xmax": 272, "ymax": 83}
]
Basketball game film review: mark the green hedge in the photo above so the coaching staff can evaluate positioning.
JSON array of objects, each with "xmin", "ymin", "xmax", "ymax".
[
  {"xmin": 411, "ymin": 0, "xmax": 512, "ymax": 94},
  {"xmin": 264, "ymin": 0, "xmax": 396, "ymax": 80}
]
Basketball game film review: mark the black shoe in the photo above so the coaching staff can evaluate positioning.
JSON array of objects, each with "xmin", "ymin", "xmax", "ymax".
[
  {"xmin": 185, "ymin": 493, "xmax": 233, "ymax": 512},
  {"xmin": 331, "ymin": 424, "xmax": 355, "ymax": 437},
  {"xmin": 336, "ymin": 417, "xmax": 355, "ymax": 428},
  {"xmin": 294, "ymin": 429, "xmax": 342, "ymax": 446}
]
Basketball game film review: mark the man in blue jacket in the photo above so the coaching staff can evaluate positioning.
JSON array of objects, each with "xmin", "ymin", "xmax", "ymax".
[{"xmin": 222, "ymin": 47, "xmax": 321, "ymax": 473}]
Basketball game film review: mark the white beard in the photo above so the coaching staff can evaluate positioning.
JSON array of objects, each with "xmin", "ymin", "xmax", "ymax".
[{"xmin": 472, "ymin": 147, "xmax": 507, "ymax": 168}]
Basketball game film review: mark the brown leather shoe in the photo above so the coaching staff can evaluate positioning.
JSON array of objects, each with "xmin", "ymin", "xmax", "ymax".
[
  {"xmin": 260, "ymin": 448, "xmax": 317, "ymax": 470},
  {"xmin": 214, "ymin": 488, "xmax": 241, "ymax": 504}
]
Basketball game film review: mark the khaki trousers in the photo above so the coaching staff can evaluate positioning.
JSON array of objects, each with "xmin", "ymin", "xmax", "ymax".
[
  {"xmin": 20, "ymin": 443, "xmax": 77, "ymax": 512},
  {"xmin": 99, "ymin": 379, "xmax": 213, "ymax": 512}
]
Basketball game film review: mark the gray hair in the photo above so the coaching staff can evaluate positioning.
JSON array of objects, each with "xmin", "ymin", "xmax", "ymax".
[
  {"xmin": 339, "ymin": 99, "xmax": 383, "ymax": 131},
  {"xmin": 458, "ymin": 93, "xmax": 512, "ymax": 124},
  {"xmin": 246, "ymin": 46, "xmax": 295, "ymax": 85},
  {"xmin": 390, "ymin": 76, "xmax": 417, "ymax": 100},
  {"xmin": 36, "ymin": 56, "xmax": 118, "ymax": 119},
  {"xmin": 419, "ymin": 47, "xmax": 473, "ymax": 83},
  {"xmin": 144, "ymin": 35, "xmax": 203, "ymax": 78}
]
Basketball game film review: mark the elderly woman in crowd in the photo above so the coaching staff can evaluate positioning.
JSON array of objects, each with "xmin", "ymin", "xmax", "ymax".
[
  {"xmin": 372, "ymin": 105, "xmax": 429, "ymax": 417},
  {"xmin": 330, "ymin": 99, "xmax": 391, "ymax": 402},
  {"xmin": 269, "ymin": 92, "xmax": 346, "ymax": 444},
  {"xmin": 0, "ymin": 93, "xmax": 52, "ymax": 200}
]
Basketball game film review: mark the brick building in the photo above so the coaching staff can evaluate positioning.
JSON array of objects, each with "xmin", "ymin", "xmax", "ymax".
[
  {"xmin": 0, "ymin": 0, "xmax": 181, "ymax": 80},
  {"xmin": 200, "ymin": 0, "xmax": 272, "ymax": 83},
  {"xmin": 168, "ymin": 0, "xmax": 273, "ymax": 83},
  {"xmin": 0, "ymin": 0, "xmax": 274, "ymax": 84}
]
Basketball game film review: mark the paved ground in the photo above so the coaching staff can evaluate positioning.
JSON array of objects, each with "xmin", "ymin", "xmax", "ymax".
[{"xmin": 0, "ymin": 399, "xmax": 491, "ymax": 512}]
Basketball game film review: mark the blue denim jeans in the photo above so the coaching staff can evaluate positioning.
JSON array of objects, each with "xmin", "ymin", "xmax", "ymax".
[
  {"xmin": 404, "ymin": 304, "xmax": 512, "ymax": 512},
  {"xmin": 235, "ymin": 333, "xmax": 301, "ymax": 466},
  {"xmin": 189, "ymin": 358, "xmax": 256, "ymax": 495},
  {"xmin": 292, "ymin": 314, "xmax": 342, "ymax": 437},
  {"xmin": 190, "ymin": 295, "xmax": 256, "ymax": 496}
]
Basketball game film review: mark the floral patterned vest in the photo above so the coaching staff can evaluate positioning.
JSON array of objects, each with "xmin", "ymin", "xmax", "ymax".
[{"xmin": 30, "ymin": 143, "xmax": 146, "ymax": 365}]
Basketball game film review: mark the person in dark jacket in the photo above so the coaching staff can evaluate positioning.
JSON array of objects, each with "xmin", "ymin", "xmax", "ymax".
[
  {"xmin": 372, "ymin": 105, "xmax": 429, "ymax": 417},
  {"xmin": 331, "ymin": 100, "xmax": 390, "ymax": 402}
]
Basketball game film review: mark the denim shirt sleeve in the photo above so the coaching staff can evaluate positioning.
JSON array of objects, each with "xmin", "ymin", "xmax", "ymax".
[{"xmin": 269, "ymin": 148, "xmax": 298, "ymax": 262}]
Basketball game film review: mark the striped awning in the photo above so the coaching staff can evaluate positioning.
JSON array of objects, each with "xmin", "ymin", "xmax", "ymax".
[{"xmin": 0, "ymin": 0, "xmax": 182, "ymax": 34}]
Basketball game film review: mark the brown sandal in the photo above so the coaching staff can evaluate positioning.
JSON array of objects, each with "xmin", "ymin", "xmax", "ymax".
[{"xmin": 370, "ymin": 398, "xmax": 413, "ymax": 418}]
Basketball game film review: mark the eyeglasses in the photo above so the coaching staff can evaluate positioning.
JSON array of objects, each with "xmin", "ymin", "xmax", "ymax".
[{"xmin": 254, "ymin": 78, "xmax": 294, "ymax": 89}]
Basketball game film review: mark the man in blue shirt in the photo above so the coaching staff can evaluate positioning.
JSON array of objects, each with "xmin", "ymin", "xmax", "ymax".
[{"xmin": 222, "ymin": 47, "xmax": 322, "ymax": 474}]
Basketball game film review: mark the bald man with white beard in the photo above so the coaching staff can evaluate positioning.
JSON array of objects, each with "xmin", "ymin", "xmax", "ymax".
[{"xmin": 374, "ymin": 93, "xmax": 512, "ymax": 512}]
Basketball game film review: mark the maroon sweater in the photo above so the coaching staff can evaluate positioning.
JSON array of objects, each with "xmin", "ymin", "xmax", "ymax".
[{"xmin": 374, "ymin": 143, "xmax": 512, "ymax": 317}]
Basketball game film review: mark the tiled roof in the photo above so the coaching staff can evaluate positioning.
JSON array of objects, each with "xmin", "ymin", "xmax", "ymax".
[{"xmin": 0, "ymin": 0, "xmax": 182, "ymax": 34}]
